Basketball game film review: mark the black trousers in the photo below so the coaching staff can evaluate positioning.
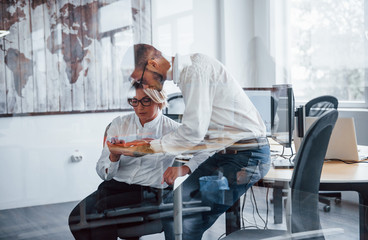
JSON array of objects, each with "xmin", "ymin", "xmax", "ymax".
[{"xmin": 68, "ymin": 179, "xmax": 164, "ymax": 240}]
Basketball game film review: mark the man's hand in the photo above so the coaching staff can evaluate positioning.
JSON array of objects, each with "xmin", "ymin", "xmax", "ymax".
[
  {"xmin": 107, "ymin": 141, "xmax": 154, "ymax": 157},
  {"xmin": 162, "ymin": 166, "xmax": 191, "ymax": 185}
]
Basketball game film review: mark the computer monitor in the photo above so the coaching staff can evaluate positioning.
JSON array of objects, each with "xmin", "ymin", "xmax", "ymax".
[
  {"xmin": 243, "ymin": 88, "xmax": 273, "ymax": 136},
  {"xmin": 271, "ymin": 84, "xmax": 295, "ymax": 148}
]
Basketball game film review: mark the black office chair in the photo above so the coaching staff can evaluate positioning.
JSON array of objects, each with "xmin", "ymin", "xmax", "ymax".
[
  {"xmin": 71, "ymin": 122, "xmax": 211, "ymax": 240},
  {"xmin": 305, "ymin": 95, "xmax": 340, "ymax": 212},
  {"xmin": 223, "ymin": 110, "xmax": 339, "ymax": 240},
  {"xmin": 305, "ymin": 95, "xmax": 338, "ymax": 117},
  {"xmin": 163, "ymin": 92, "xmax": 185, "ymax": 123}
]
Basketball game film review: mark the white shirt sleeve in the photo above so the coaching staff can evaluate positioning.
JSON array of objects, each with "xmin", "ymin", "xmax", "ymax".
[
  {"xmin": 151, "ymin": 65, "xmax": 215, "ymax": 154},
  {"xmin": 96, "ymin": 145, "xmax": 121, "ymax": 181},
  {"xmin": 96, "ymin": 120, "xmax": 122, "ymax": 181}
]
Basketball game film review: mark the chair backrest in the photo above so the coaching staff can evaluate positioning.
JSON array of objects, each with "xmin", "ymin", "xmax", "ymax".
[
  {"xmin": 290, "ymin": 110, "xmax": 338, "ymax": 234},
  {"xmin": 164, "ymin": 92, "xmax": 185, "ymax": 123},
  {"xmin": 103, "ymin": 122, "xmax": 112, "ymax": 147},
  {"xmin": 305, "ymin": 95, "xmax": 338, "ymax": 117}
]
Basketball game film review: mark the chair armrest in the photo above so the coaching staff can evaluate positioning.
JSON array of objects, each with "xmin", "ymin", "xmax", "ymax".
[
  {"xmin": 105, "ymin": 200, "xmax": 203, "ymax": 218},
  {"xmin": 147, "ymin": 206, "xmax": 211, "ymax": 220},
  {"xmin": 70, "ymin": 216, "xmax": 144, "ymax": 231},
  {"xmin": 262, "ymin": 228, "xmax": 344, "ymax": 240},
  {"xmin": 69, "ymin": 213, "xmax": 105, "ymax": 223},
  {"xmin": 105, "ymin": 204, "xmax": 174, "ymax": 217}
]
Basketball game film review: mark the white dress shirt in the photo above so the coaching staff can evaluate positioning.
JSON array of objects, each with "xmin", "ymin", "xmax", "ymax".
[
  {"xmin": 150, "ymin": 53, "xmax": 266, "ymax": 170},
  {"xmin": 96, "ymin": 111, "xmax": 180, "ymax": 189}
]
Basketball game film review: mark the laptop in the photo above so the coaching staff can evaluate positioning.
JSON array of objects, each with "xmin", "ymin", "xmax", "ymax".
[{"xmin": 294, "ymin": 117, "xmax": 368, "ymax": 161}]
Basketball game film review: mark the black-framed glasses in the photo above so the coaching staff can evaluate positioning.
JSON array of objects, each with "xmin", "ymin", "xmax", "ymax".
[
  {"xmin": 128, "ymin": 97, "xmax": 152, "ymax": 107},
  {"xmin": 136, "ymin": 62, "xmax": 148, "ymax": 85}
]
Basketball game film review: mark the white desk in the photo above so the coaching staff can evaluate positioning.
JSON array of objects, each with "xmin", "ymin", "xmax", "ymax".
[
  {"xmin": 263, "ymin": 159, "xmax": 368, "ymax": 240},
  {"xmin": 172, "ymin": 138, "xmax": 269, "ymax": 239}
]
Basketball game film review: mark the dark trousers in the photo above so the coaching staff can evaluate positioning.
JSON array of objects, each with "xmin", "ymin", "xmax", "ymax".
[
  {"xmin": 162, "ymin": 144, "xmax": 271, "ymax": 240},
  {"xmin": 68, "ymin": 179, "xmax": 163, "ymax": 240}
]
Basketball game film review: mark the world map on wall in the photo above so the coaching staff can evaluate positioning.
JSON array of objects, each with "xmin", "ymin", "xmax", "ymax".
[{"xmin": 1, "ymin": 1, "xmax": 137, "ymax": 97}]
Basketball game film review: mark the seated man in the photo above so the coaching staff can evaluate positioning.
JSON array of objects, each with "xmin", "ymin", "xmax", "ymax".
[{"xmin": 68, "ymin": 82, "xmax": 180, "ymax": 240}]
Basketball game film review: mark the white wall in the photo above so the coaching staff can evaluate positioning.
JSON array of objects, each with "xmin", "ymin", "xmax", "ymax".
[
  {"xmin": 221, "ymin": 0, "xmax": 256, "ymax": 86},
  {"xmin": 0, "ymin": 112, "xmax": 128, "ymax": 210},
  {"xmin": 152, "ymin": 0, "xmax": 219, "ymax": 58}
]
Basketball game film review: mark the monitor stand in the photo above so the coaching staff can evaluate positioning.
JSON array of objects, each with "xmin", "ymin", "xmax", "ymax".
[{"xmin": 272, "ymin": 155, "xmax": 294, "ymax": 169}]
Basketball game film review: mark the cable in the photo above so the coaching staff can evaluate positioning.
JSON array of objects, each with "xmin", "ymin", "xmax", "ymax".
[
  {"xmin": 250, "ymin": 188, "xmax": 258, "ymax": 227},
  {"xmin": 251, "ymin": 187, "xmax": 267, "ymax": 226},
  {"xmin": 240, "ymin": 187, "xmax": 261, "ymax": 229},
  {"xmin": 264, "ymin": 187, "xmax": 269, "ymax": 229},
  {"xmin": 238, "ymin": 187, "xmax": 269, "ymax": 231},
  {"xmin": 241, "ymin": 192, "xmax": 246, "ymax": 227},
  {"xmin": 288, "ymin": 147, "xmax": 295, "ymax": 163},
  {"xmin": 280, "ymin": 146, "xmax": 285, "ymax": 156},
  {"xmin": 217, "ymin": 232, "xmax": 227, "ymax": 240}
]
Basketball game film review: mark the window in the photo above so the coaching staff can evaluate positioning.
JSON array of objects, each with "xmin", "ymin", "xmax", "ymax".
[{"xmin": 288, "ymin": 0, "xmax": 368, "ymax": 107}]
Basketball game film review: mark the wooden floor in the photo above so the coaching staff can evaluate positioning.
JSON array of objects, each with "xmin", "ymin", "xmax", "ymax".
[{"xmin": 0, "ymin": 186, "xmax": 360, "ymax": 240}]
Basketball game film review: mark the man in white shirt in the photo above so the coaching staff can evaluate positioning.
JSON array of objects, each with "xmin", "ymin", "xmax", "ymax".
[
  {"xmin": 120, "ymin": 44, "xmax": 272, "ymax": 240},
  {"xmin": 68, "ymin": 83, "xmax": 180, "ymax": 240}
]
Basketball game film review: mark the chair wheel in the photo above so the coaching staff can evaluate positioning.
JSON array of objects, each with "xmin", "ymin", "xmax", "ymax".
[
  {"xmin": 323, "ymin": 205, "xmax": 331, "ymax": 212},
  {"xmin": 335, "ymin": 198, "xmax": 341, "ymax": 204}
]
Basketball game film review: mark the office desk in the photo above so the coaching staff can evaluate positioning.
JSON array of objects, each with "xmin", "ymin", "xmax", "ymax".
[
  {"xmin": 173, "ymin": 139, "xmax": 267, "ymax": 239},
  {"xmin": 109, "ymin": 135, "xmax": 263, "ymax": 240},
  {"xmin": 264, "ymin": 160, "xmax": 368, "ymax": 240}
]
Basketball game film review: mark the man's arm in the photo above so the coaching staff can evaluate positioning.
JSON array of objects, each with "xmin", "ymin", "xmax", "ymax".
[{"xmin": 151, "ymin": 68, "xmax": 215, "ymax": 155}]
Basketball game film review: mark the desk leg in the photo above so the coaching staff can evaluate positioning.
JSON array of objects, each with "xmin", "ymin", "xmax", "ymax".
[
  {"xmin": 273, "ymin": 182, "xmax": 284, "ymax": 224},
  {"xmin": 226, "ymin": 199, "xmax": 240, "ymax": 235},
  {"xmin": 174, "ymin": 184, "xmax": 182, "ymax": 240},
  {"xmin": 319, "ymin": 182, "xmax": 368, "ymax": 240},
  {"xmin": 358, "ymin": 189, "xmax": 368, "ymax": 240}
]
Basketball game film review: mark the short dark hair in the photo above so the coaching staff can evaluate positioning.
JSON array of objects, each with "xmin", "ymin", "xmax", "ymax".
[
  {"xmin": 134, "ymin": 44, "xmax": 163, "ymax": 70},
  {"xmin": 131, "ymin": 81, "xmax": 143, "ymax": 89}
]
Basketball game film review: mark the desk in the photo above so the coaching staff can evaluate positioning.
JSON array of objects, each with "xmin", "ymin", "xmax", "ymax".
[
  {"xmin": 110, "ymin": 136, "xmax": 268, "ymax": 240},
  {"xmin": 173, "ymin": 139, "xmax": 268, "ymax": 239},
  {"xmin": 264, "ymin": 160, "xmax": 368, "ymax": 240}
]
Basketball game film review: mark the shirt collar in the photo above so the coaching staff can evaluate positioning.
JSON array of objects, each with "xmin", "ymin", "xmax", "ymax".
[{"xmin": 134, "ymin": 110, "xmax": 162, "ymax": 129}]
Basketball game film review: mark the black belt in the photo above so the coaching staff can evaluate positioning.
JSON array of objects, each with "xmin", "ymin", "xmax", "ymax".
[{"xmin": 218, "ymin": 137, "xmax": 268, "ymax": 155}]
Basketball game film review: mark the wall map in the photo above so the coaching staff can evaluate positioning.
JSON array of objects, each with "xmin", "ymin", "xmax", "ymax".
[{"xmin": 0, "ymin": 0, "xmax": 151, "ymax": 115}]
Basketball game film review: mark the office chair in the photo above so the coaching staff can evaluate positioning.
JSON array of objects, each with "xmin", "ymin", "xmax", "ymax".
[
  {"xmin": 305, "ymin": 95, "xmax": 340, "ymax": 212},
  {"xmin": 223, "ymin": 110, "xmax": 339, "ymax": 240},
  {"xmin": 70, "ymin": 121, "xmax": 211, "ymax": 239},
  {"xmin": 163, "ymin": 92, "xmax": 185, "ymax": 122},
  {"xmin": 305, "ymin": 95, "xmax": 338, "ymax": 117}
]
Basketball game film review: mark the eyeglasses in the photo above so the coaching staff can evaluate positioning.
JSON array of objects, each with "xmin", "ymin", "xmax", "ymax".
[
  {"xmin": 128, "ymin": 97, "xmax": 152, "ymax": 107},
  {"xmin": 137, "ymin": 62, "xmax": 148, "ymax": 84}
]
